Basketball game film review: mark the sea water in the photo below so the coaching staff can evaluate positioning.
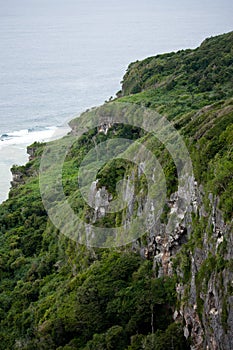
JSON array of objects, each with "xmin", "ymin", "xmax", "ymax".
[{"xmin": 0, "ymin": 0, "xmax": 232, "ymax": 202}]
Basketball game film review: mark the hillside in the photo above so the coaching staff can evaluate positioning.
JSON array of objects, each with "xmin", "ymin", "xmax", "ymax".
[{"xmin": 0, "ymin": 31, "xmax": 232, "ymax": 349}]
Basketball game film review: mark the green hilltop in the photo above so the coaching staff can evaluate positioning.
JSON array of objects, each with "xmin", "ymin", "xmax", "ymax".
[{"xmin": 0, "ymin": 31, "xmax": 232, "ymax": 349}]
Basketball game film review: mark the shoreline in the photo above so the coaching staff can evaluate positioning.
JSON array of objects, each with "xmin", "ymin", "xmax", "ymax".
[{"xmin": 0, "ymin": 124, "xmax": 71, "ymax": 204}]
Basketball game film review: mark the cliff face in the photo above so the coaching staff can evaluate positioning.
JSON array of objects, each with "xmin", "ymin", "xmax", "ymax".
[
  {"xmin": 0, "ymin": 31, "xmax": 232, "ymax": 349},
  {"xmin": 83, "ymin": 119, "xmax": 232, "ymax": 349},
  {"xmin": 116, "ymin": 31, "xmax": 233, "ymax": 349},
  {"xmin": 174, "ymin": 186, "xmax": 232, "ymax": 350}
]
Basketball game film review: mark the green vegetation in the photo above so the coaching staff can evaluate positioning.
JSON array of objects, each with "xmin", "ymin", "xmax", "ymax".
[
  {"xmin": 118, "ymin": 32, "xmax": 233, "ymax": 220},
  {"xmin": 0, "ymin": 31, "xmax": 232, "ymax": 349},
  {"xmin": 120, "ymin": 31, "xmax": 233, "ymax": 99}
]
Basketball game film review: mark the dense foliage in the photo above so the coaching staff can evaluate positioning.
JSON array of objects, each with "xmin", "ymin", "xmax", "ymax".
[{"xmin": 0, "ymin": 31, "xmax": 232, "ymax": 349}]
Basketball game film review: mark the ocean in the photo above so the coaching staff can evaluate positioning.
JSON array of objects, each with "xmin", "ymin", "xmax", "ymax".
[{"xmin": 0, "ymin": 0, "xmax": 232, "ymax": 202}]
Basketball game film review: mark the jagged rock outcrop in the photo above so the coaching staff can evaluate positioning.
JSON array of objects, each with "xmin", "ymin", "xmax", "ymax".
[
  {"xmin": 174, "ymin": 188, "xmax": 233, "ymax": 350},
  {"xmin": 10, "ymin": 168, "xmax": 25, "ymax": 187},
  {"xmin": 87, "ymin": 134, "xmax": 233, "ymax": 348}
]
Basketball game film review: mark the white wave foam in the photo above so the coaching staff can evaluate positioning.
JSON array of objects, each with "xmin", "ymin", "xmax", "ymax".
[
  {"xmin": 0, "ymin": 124, "xmax": 71, "ymax": 203},
  {"xmin": 0, "ymin": 125, "xmax": 70, "ymax": 150}
]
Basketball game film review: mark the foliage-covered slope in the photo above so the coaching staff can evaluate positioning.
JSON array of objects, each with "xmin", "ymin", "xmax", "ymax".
[
  {"xmin": 0, "ymin": 31, "xmax": 232, "ymax": 349},
  {"xmin": 120, "ymin": 31, "xmax": 233, "ymax": 98},
  {"xmin": 118, "ymin": 31, "xmax": 233, "ymax": 221}
]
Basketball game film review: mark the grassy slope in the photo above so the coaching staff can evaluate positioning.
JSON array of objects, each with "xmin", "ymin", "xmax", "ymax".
[{"xmin": 0, "ymin": 31, "xmax": 232, "ymax": 349}]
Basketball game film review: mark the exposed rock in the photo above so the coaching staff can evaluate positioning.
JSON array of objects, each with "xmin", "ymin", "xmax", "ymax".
[
  {"xmin": 10, "ymin": 168, "xmax": 25, "ymax": 188},
  {"xmin": 76, "ymin": 115, "xmax": 232, "ymax": 348},
  {"xmin": 178, "ymin": 191, "xmax": 233, "ymax": 350},
  {"xmin": 97, "ymin": 122, "xmax": 112, "ymax": 135},
  {"xmin": 88, "ymin": 180, "xmax": 112, "ymax": 221},
  {"xmin": 27, "ymin": 145, "xmax": 37, "ymax": 161}
]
